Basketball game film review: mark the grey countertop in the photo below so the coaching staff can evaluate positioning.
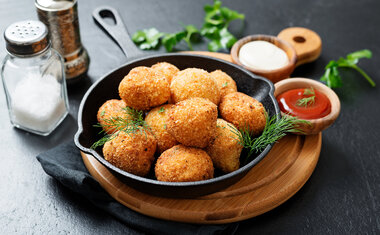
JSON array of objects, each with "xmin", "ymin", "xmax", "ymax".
[{"xmin": 0, "ymin": 0, "xmax": 379, "ymax": 234}]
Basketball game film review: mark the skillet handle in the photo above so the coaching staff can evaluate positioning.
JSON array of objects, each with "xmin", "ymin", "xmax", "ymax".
[{"xmin": 92, "ymin": 6, "xmax": 142, "ymax": 58}]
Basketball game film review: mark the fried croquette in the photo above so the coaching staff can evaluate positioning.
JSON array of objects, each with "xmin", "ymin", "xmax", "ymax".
[
  {"xmin": 151, "ymin": 62, "xmax": 180, "ymax": 84},
  {"xmin": 155, "ymin": 145, "xmax": 214, "ymax": 182},
  {"xmin": 167, "ymin": 98, "xmax": 217, "ymax": 148},
  {"xmin": 103, "ymin": 131, "xmax": 157, "ymax": 177},
  {"xmin": 145, "ymin": 104, "xmax": 178, "ymax": 153},
  {"xmin": 97, "ymin": 99, "xmax": 131, "ymax": 134},
  {"xmin": 219, "ymin": 92, "xmax": 266, "ymax": 136},
  {"xmin": 170, "ymin": 68, "xmax": 220, "ymax": 105},
  {"xmin": 210, "ymin": 70, "xmax": 238, "ymax": 98},
  {"xmin": 205, "ymin": 119, "xmax": 243, "ymax": 173},
  {"xmin": 119, "ymin": 66, "xmax": 170, "ymax": 110}
]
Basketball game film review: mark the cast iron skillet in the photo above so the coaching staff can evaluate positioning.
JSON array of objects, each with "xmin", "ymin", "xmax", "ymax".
[
  {"xmin": 75, "ymin": 7, "xmax": 280, "ymax": 198},
  {"xmin": 74, "ymin": 53, "xmax": 280, "ymax": 198}
]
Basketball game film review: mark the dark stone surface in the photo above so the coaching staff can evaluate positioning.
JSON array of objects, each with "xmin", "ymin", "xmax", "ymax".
[{"xmin": 0, "ymin": 0, "xmax": 379, "ymax": 234}]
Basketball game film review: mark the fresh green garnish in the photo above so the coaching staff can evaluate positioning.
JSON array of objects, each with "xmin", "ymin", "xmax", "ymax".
[
  {"xmin": 133, "ymin": 24, "xmax": 200, "ymax": 52},
  {"xmin": 131, "ymin": 0, "xmax": 244, "ymax": 52},
  {"xmin": 222, "ymin": 81, "xmax": 228, "ymax": 87},
  {"xmin": 100, "ymin": 110, "xmax": 105, "ymax": 117},
  {"xmin": 162, "ymin": 24, "xmax": 201, "ymax": 52},
  {"xmin": 158, "ymin": 107, "xmax": 165, "ymax": 113},
  {"xmin": 131, "ymin": 28, "xmax": 164, "ymax": 50},
  {"xmin": 303, "ymin": 87, "xmax": 315, "ymax": 96},
  {"xmin": 230, "ymin": 113, "xmax": 308, "ymax": 163},
  {"xmin": 163, "ymin": 124, "xmax": 167, "ymax": 130},
  {"xmin": 296, "ymin": 96, "xmax": 315, "ymax": 107},
  {"xmin": 201, "ymin": 0, "xmax": 245, "ymax": 52},
  {"xmin": 296, "ymin": 88, "xmax": 316, "ymax": 107},
  {"xmin": 91, "ymin": 107, "xmax": 151, "ymax": 149},
  {"xmin": 320, "ymin": 49, "xmax": 375, "ymax": 88}
]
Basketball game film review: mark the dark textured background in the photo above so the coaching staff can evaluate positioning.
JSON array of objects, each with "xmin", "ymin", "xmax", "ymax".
[{"xmin": 0, "ymin": 0, "xmax": 379, "ymax": 234}]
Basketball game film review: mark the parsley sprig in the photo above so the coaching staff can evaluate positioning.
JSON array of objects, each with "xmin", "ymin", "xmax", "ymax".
[
  {"xmin": 131, "ymin": 0, "xmax": 244, "ymax": 52},
  {"xmin": 201, "ymin": 0, "xmax": 245, "ymax": 51},
  {"xmin": 320, "ymin": 49, "xmax": 375, "ymax": 88}
]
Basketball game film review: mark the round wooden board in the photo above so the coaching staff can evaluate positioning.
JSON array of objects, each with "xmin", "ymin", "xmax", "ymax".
[
  {"xmin": 82, "ymin": 134, "xmax": 321, "ymax": 224},
  {"xmin": 81, "ymin": 52, "xmax": 322, "ymax": 224}
]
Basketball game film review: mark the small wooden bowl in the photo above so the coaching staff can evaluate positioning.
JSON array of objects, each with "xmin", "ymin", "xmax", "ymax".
[
  {"xmin": 231, "ymin": 35, "xmax": 297, "ymax": 83},
  {"xmin": 231, "ymin": 27, "xmax": 322, "ymax": 83},
  {"xmin": 274, "ymin": 78, "xmax": 340, "ymax": 135}
]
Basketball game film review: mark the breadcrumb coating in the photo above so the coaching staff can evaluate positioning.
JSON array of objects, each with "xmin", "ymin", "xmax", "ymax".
[
  {"xmin": 145, "ymin": 104, "xmax": 178, "ymax": 153},
  {"xmin": 210, "ymin": 70, "xmax": 237, "ymax": 98},
  {"xmin": 170, "ymin": 68, "xmax": 220, "ymax": 105},
  {"xmin": 219, "ymin": 92, "xmax": 266, "ymax": 136},
  {"xmin": 205, "ymin": 119, "xmax": 243, "ymax": 173},
  {"xmin": 167, "ymin": 98, "xmax": 218, "ymax": 148},
  {"xmin": 103, "ymin": 131, "xmax": 157, "ymax": 177},
  {"xmin": 119, "ymin": 66, "xmax": 170, "ymax": 110},
  {"xmin": 155, "ymin": 145, "xmax": 214, "ymax": 182},
  {"xmin": 97, "ymin": 99, "xmax": 131, "ymax": 134}
]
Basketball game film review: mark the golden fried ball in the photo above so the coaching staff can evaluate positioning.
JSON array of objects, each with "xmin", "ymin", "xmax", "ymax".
[
  {"xmin": 119, "ymin": 66, "xmax": 170, "ymax": 110},
  {"xmin": 103, "ymin": 131, "xmax": 157, "ymax": 177},
  {"xmin": 205, "ymin": 119, "xmax": 243, "ymax": 173},
  {"xmin": 97, "ymin": 99, "xmax": 131, "ymax": 134},
  {"xmin": 145, "ymin": 104, "xmax": 178, "ymax": 153},
  {"xmin": 210, "ymin": 70, "xmax": 238, "ymax": 98},
  {"xmin": 219, "ymin": 92, "xmax": 266, "ymax": 136},
  {"xmin": 170, "ymin": 68, "xmax": 220, "ymax": 105},
  {"xmin": 167, "ymin": 98, "xmax": 218, "ymax": 148},
  {"xmin": 155, "ymin": 145, "xmax": 214, "ymax": 182},
  {"xmin": 151, "ymin": 62, "xmax": 180, "ymax": 84}
]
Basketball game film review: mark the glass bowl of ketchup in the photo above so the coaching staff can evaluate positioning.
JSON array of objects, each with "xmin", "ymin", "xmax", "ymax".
[{"xmin": 274, "ymin": 78, "xmax": 340, "ymax": 135}]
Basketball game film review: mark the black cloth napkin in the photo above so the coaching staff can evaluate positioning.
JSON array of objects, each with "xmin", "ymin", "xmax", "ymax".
[{"xmin": 36, "ymin": 141, "xmax": 239, "ymax": 235}]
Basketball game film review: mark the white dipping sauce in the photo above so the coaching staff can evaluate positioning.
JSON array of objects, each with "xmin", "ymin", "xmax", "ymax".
[{"xmin": 239, "ymin": 40, "xmax": 289, "ymax": 70}]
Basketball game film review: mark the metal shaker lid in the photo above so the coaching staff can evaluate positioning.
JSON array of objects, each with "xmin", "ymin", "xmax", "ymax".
[
  {"xmin": 4, "ymin": 20, "xmax": 49, "ymax": 57},
  {"xmin": 35, "ymin": 0, "xmax": 76, "ymax": 11}
]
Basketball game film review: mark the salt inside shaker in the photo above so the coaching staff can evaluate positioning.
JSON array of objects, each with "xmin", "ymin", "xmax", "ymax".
[{"xmin": 1, "ymin": 20, "xmax": 69, "ymax": 136}]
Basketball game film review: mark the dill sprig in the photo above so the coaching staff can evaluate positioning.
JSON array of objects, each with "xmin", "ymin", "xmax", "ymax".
[
  {"xmin": 303, "ymin": 87, "xmax": 315, "ymax": 96},
  {"xmin": 296, "ymin": 88, "xmax": 316, "ymax": 107},
  {"xmin": 230, "ymin": 113, "xmax": 309, "ymax": 163},
  {"xmin": 90, "ymin": 107, "xmax": 151, "ymax": 149},
  {"xmin": 296, "ymin": 96, "xmax": 315, "ymax": 107}
]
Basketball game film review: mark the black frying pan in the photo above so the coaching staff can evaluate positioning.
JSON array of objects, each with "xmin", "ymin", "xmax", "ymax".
[{"xmin": 74, "ymin": 7, "xmax": 280, "ymax": 198}]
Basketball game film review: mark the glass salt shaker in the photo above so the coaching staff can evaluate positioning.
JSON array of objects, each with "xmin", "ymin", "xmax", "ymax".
[{"xmin": 1, "ymin": 20, "xmax": 69, "ymax": 136}]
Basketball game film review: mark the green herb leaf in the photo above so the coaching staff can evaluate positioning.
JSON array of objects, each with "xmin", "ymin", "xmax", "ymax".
[
  {"xmin": 162, "ymin": 31, "xmax": 186, "ymax": 52},
  {"xmin": 346, "ymin": 49, "xmax": 372, "ymax": 65},
  {"xmin": 132, "ymin": 0, "xmax": 244, "ymax": 52},
  {"xmin": 222, "ymin": 82, "xmax": 228, "ymax": 87},
  {"xmin": 201, "ymin": 1, "xmax": 244, "ymax": 51},
  {"xmin": 220, "ymin": 6, "xmax": 245, "ymax": 24},
  {"xmin": 132, "ymin": 28, "xmax": 164, "ymax": 50},
  {"xmin": 100, "ymin": 110, "xmax": 105, "ymax": 117},
  {"xmin": 303, "ymin": 88, "xmax": 315, "ymax": 96},
  {"xmin": 91, "ymin": 107, "xmax": 151, "ymax": 149},
  {"xmin": 183, "ymin": 24, "xmax": 201, "ymax": 50},
  {"xmin": 219, "ymin": 27, "xmax": 237, "ymax": 49},
  {"xmin": 296, "ymin": 96, "xmax": 315, "ymax": 107},
  {"xmin": 158, "ymin": 107, "xmax": 165, "ymax": 113},
  {"xmin": 208, "ymin": 39, "xmax": 222, "ymax": 52},
  {"xmin": 320, "ymin": 49, "xmax": 375, "ymax": 88},
  {"xmin": 230, "ymin": 113, "xmax": 309, "ymax": 162}
]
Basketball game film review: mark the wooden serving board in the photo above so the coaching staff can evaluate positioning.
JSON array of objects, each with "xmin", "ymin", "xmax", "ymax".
[{"xmin": 81, "ymin": 52, "xmax": 322, "ymax": 224}]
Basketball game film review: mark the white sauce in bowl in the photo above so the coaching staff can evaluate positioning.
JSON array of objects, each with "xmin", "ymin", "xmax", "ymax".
[{"xmin": 239, "ymin": 40, "xmax": 289, "ymax": 71}]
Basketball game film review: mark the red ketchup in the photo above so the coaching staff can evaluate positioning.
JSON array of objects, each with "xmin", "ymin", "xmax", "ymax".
[{"xmin": 277, "ymin": 88, "xmax": 331, "ymax": 119}]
